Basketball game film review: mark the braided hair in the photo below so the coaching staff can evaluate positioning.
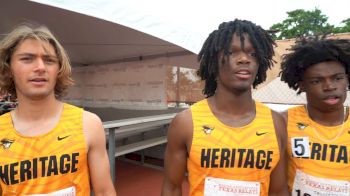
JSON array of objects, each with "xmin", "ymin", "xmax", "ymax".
[
  {"xmin": 197, "ymin": 19, "xmax": 276, "ymax": 97},
  {"xmin": 280, "ymin": 36, "xmax": 350, "ymax": 94}
]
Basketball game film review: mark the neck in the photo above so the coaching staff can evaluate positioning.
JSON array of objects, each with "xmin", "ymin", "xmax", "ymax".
[
  {"xmin": 305, "ymin": 105, "xmax": 347, "ymax": 126},
  {"xmin": 208, "ymin": 93, "xmax": 255, "ymax": 127},
  {"xmin": 213, "ymin": 88, "xmax": 254, "ymax": 114},
  {"xmin": 14, "ymin": 94, "xmax": 62, "ymax": 121}
]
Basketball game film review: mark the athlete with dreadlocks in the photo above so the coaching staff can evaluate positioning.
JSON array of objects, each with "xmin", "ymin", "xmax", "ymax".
[
  {"xmin": 280, "ymin": 36, "xmax": 350, "ymax": 195},
  {"xmin": 161, "ymin": 19, "xmax": 288, "ymax": 196}
]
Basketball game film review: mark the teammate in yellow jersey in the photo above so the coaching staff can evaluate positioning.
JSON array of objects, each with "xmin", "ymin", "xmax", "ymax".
[
  {"xmin": 280, "ymin": 36, "xmax": 350, "ymax": 195},
  {"xmin": 0, "ymin": 25, "xmax": 116, "ymax": 195},
  {"xmin": 161, "ymin": 19, "xmax": 288, "ymax": 196}
]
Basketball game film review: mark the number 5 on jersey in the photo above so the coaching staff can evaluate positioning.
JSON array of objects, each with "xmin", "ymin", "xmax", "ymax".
[{"xmin": 291, "ymin": 137, "xmax": 310, "ymax": 157}]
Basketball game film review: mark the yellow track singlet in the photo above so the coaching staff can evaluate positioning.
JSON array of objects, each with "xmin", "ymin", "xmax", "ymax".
[
  {"xmin": 288, "ymin": 106, "xmax": 350, "ymax": 196},
  {"xmin": 187, "ymin": 99, "xmax": 280, "ymax": 196},
  {"xmin": 0, "ymin": 104, "xmax": 90, "ymax": 195}
]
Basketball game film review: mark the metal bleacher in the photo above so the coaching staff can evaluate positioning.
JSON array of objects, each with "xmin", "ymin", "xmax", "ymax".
[
  {"xmin": 103, "ymin": 113, "xmax": 176, "ymax": 182},
  {"xmin": 0, "ymin": 101, "xmax": 17, "ymax": 115}
]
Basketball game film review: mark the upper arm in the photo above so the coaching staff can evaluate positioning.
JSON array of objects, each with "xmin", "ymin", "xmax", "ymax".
[
  {"xmin": 161, "ymin": 109, "xmax": 193, "ymax": 196},
  {"xmin": 83, "ymin": 111, "xmax": 116, "ymax": 195},
  {"xmin": 269, "ymin": 111, "xmax": 289, "ymax": 196}
]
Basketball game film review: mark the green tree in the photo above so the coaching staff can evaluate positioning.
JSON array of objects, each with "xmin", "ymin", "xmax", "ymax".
[
  {"xmin": 270, "ymin": 8, "xmax": 334, "ymax": 40},
  {"xmin": 334, "ymin": 18, "xmax": 350, "ymax": 33}
]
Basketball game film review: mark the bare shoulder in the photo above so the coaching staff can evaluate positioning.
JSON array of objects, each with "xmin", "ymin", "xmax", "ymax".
[
  {"xmin": 271, "ymin": 110, "xmax": 287, "ymax": 148},
  {"xmin": 172, "ymin": 108, "xmax": 192, "ymax": 126},
  {"xmin": 83, "ymin": 110, "xmax": 103, "ymax": 126},
  {"xmin": 167, "ymin": 108, "xmax": 193, "ymax": 149},
  {"xmin": 82, "ymin": 110, "xmax": 105, "ymax": 149},
  {"xmin": 169, "ymin": 108, "xmax": 193, "ymax": 134}
]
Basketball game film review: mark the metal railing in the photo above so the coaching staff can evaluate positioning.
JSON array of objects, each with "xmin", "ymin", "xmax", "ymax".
[{"xmin": 103, "ymin": 113, "xmax": 176, "ymax": 182}]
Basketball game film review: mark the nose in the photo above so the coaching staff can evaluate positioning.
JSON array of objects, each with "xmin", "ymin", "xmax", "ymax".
[
  {"xmin": 236, "ymin": 52, "xmax": 250, "ymax": 65},
  {"xmin": 33, "ymin": 57, "xmax": 46, "ymax": 72},
  {"xmin": 323, "ymin": 79, "xmax": 336, "ymax": 91}
]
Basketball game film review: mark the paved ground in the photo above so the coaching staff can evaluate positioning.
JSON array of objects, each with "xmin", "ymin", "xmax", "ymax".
[{"xmin": 115, "ymin": 160, "xmax": 189, "ymax": 196}]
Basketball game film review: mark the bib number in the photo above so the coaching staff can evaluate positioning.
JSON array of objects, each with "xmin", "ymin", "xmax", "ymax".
[
  {"xmin": 292, "ymin": 170, "xmax": 350, "ymax": 196},
  {"xmin": 25, "ymin": 186, "xmax": 76, "ymax": 196},
  {"xmin": 204, "ymin": 177, "xmax": 260, "ymax": 196},
  {"xmin": 291, "ymin": 137, "xmax": 310, "ymax": 157}
]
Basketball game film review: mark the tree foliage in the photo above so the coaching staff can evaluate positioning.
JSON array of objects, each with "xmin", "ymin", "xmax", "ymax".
[
  {"xmin": 334, "ymin": 18, "xmax": 350, "ymax": 33},
  {"xmin": 270, "ymin": 8, "xmax": 335, "ymax": 40}
]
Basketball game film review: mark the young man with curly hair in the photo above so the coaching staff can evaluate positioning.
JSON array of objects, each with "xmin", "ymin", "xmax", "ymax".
[{"xmin": 280, "ymin": 36, "xmax": 350, "ymax": 195}]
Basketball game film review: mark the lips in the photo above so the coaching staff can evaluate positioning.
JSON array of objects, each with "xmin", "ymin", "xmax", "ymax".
[
  {"xmin": 29, "ymin": 78, "xmax": 48, "ymax": 85},
  {"xmin": 235, "ymin": 70, "xmax": 252, "ymax": 79},
  {"xmin": 31, "ymin": 78, "xmax": 47, "ymax": 82},
  {"xmin": 323, "ymin": 95, "xmax": 340, "ymax": 105}
]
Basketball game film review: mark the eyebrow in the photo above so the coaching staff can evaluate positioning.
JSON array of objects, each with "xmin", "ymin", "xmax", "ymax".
[
  {"xmin": 305, "ymin": 73, "xmax": 347, "ymax": 79},
  {"xmin": 15, "ymin": 53, "xmax": 58, "ymax": 59},
  {"xmin": 229, "ymin": 43, "xmax": 255, "ymax": 51}
]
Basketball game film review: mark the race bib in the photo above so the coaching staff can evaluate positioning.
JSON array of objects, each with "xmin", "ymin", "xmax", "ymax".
[
  {"xmin": 204, "ymin": 176, "xmax": 260, "ymax": 196},
  {"xmin": 292, "ymin": 170, "xmax": 350, "ymax": 196},
  {"xmin": 291, "ymin": 137, "xmax": 310, "ymax": 157},
  {"xmin": 25, "ymin": 186, "xmax": 76, "ymax": 196}
]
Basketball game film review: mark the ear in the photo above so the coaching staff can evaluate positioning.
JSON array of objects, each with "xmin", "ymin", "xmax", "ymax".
[
  {"xmin": 10, "ymin": 71, "xmax": 14, "ymax": 79},
  {"xmin": 218, "ymin": 51, "xmax": 226, "ymax": 67},
  {"xmin": 298, "ymin": 81, "xmax": 305, "ymax": 92},
  {"xmin": 346, "ymin": 75, "xmax": 349, "ymax": 90}
]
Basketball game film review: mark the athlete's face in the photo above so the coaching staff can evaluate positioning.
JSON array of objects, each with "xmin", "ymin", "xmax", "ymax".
[
  {"xmin": 299, "ymin": 61, "xmax": 348, "ymax": 112},
  {"xmin": 216, "ymin": 33, "xmax": 258, "ymax": 93},
  {"xmin": 10, "ymin": 38, "xmax": 59, "ymax": 101}
]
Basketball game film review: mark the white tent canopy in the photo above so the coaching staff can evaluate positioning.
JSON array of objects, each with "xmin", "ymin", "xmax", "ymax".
[
  {"xmin": 0, "ymin": 0, "xmax": 199, "ymax": 68},
  {"xmin": 0, "ymin": 0, "xmax": 205, "ymax": 109},
  {"xmin": 33, "ymin": 0, "xmax": 206, "ymax": 53},
  {"xmin": 2, "ymin": 0, "xmax": 349, "ymax": 68}
]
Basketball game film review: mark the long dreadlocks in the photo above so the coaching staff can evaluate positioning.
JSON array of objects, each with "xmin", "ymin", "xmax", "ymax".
[
  {"xmin": 280, "ymin": 36, "xmax": 350, "ymax": 94},
  {"xmin": 197, "ymin": 19, "xmax": 276, "ymax": 97}
]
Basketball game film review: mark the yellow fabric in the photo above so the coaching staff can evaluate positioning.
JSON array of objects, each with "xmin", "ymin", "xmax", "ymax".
[
  {"xmin": 287, "ymin": 106, "xmax": 350, "ymax": 192},
  {"xmin": 187, "ymin": 99, "xmax": 280, "ymax": 196},
  {"xmin": 0, "ymin": 104, "xmax": 90, "ymax": 195}
]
